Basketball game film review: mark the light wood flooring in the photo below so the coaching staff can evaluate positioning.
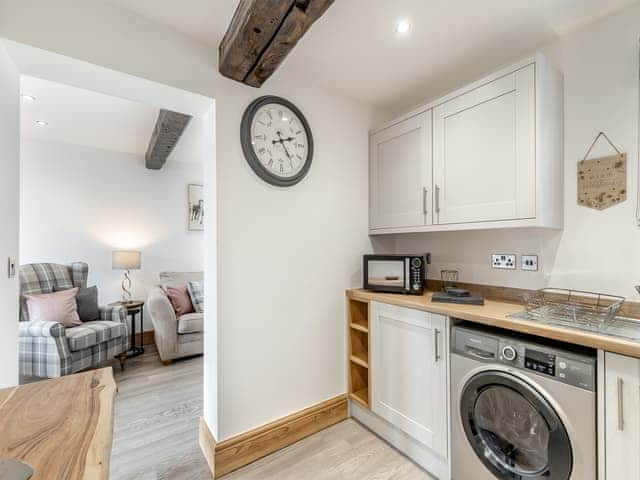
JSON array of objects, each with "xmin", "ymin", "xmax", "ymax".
[
  {"xmin": 110, "ymin": 347, "xmax": 210, "ymax": 480},
  {"xmin": 222, "ymin": 419, "xmax": 433, "ymax": 480},
  {"xmin": 109, "ymin": 348, "xmax": 433, "ymax": 480}
]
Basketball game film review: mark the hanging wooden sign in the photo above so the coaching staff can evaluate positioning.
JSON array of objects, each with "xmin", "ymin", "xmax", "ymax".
[{"xmin": 577, "ymin": 132, "xmax": 627, "ymax": 210}]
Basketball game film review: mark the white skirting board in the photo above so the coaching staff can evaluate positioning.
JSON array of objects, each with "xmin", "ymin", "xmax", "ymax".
[{"xmin": 349, "ymin": 400, "xmax": 450, "ymax": 480}]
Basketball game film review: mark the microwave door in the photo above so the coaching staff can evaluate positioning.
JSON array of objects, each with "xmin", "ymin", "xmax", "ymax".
[{"xmin": 367, "ymin": 260, "xmax": 405, "ymax": 291}]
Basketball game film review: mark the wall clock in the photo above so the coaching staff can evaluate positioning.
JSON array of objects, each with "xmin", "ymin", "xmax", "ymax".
[{"xmin": 241, "ymin": 96, "xmax": 314, "ymax": 187}]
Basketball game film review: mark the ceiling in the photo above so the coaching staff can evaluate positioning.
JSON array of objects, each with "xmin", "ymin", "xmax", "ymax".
[
  {"xmin": 106, "ymin": 0, "xmax": 638, "ymax": 113},
  {"xmin": 20, "ymin": 75, "xmax": 201, "ymax": 163}
]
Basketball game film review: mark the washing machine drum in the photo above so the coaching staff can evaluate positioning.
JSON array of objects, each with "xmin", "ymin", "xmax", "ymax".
[{"xmin": 460, "ymin": 371, "xmax": 573, "ymax": 480}]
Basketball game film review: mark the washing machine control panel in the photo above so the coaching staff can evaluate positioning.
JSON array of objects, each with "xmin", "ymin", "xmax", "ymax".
[
  {"xmin": 453, "ymin": 324, "xmax": 597, "ymax": 391},
  {"xmin": 524, "ymin": 348, "xmax": 556, "ymax": 376}
]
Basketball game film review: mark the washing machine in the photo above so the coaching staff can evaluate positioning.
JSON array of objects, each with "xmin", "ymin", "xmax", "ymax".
[{"xmin": 451, "ymin": 323, "xmax": 596, "ymax": 480}]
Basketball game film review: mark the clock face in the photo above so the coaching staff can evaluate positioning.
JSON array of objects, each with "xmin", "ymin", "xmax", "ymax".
[{"xmin": 241, "ymin": 96, "xmax": 313, "ymax": 187}]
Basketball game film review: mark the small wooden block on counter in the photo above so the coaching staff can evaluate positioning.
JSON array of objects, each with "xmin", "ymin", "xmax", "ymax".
[{"xmin": 0, "ymin": 368, "xmax": 117, "ymax": 480}]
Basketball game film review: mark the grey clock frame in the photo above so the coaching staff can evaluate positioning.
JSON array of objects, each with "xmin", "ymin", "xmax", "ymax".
[{"xmin": 241, "ymin": 95, "xmax": 314, "ymax": 187}]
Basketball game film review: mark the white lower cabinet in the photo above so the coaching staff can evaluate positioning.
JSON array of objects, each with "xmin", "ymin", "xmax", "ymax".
[
  {"xmin": 370, "ymin": 301, "xmax": 448, "ymax": 459},
  {"xmin": 602, "ymin": 352, "xmax": 640, "ymax": 479}
]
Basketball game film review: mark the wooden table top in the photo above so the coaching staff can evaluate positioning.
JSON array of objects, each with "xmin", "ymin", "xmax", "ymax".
[
  {"xmin": 110, "ymin": 300, "xmax": 144, "ymax": 310},
  {"xmin": 0, "ymin": 368, "xmax": 116, "ymax": 480},
  {"xmin": 348, "ymin": 289, "xmax": 640, "ymax": 359}
]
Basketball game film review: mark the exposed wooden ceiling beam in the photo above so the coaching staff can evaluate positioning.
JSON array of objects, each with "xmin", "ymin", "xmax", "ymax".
[
  {"xmin": 145, "ymin": 109, "xmax": 192, "ymax": 170},
  {"xmin": 219, "ymin": 0, "xmax": 335, "ymax": 88}
]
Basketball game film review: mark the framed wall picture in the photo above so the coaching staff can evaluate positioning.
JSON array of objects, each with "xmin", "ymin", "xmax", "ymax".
[{"xmin": 188, "ymin": 184, "xmax": 204, "ymax": 231}]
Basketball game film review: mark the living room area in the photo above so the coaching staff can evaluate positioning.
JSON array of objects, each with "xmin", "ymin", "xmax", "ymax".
[{"xmin": 16, "ymin": 70, "xmax": 210, "ymax": 478}]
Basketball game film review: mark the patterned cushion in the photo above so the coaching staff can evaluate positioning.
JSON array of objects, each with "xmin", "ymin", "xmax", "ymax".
[
  {"xmin": 187, "ymin": 281, "xmax": 204, "ymax": 313},
  {"xmin": 65, "ymin": 321, "xmax": 127, "ymax": 352},
  {"xmin": 69, "ymin": 336, "xmax": 129, "ymax": 374},
  {"xmin": 177, "ymin": 313, "xmax": 203, "ymax": 334}
]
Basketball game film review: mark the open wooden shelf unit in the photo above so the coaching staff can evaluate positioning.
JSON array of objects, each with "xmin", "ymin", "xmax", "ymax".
[{"xmin": 348, "ymin": 298, "xmax": 370, "ymax": 409}]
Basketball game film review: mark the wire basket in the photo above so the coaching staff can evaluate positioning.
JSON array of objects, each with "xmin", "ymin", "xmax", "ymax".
[{"xmin": 521, "ymin": 288, "xmax": 625, "ymax": 324}]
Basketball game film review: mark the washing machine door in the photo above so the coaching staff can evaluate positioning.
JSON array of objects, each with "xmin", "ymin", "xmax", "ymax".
[{"xmin": 460, "ymin": 370, "xmax": 573, "ymax": 480}]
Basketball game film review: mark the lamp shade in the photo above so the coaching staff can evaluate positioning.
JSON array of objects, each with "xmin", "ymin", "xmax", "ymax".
[{"xmin": 112, "ymin": 250, "xmax": 141, "ymax": 270}]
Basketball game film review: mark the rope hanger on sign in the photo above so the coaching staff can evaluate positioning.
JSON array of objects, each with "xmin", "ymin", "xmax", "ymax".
[{"xmin": 581, "ymin": 131, "xmax": 623, "ymax": 162}]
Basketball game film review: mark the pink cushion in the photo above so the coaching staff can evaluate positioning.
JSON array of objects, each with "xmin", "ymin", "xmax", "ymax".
[
  {"xmin": 24, "ymin": 287, "xmax": 81, "ymax": 327},
  {"xmin": 166, "ymin": 285, "xmax": 194, "ymax": 316}
]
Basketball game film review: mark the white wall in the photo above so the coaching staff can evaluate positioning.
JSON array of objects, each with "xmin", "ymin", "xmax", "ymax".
[
  {"xmin": 378, "ymin": 5, "xmax": 640, "ymax": 299},
  {"xmin": 0, "ymin": 43, "xmax": 20, "ymax": 388},
  {"xmin": 0, "ymin": 0, "xmax": 379, "ymax": 440},
  {"xmin": 20, "ymin": 139, "xmax": 204, "ymax": 330}
]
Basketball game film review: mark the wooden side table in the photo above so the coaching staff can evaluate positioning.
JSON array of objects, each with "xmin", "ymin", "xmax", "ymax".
[{"xmin": 111, "ymin": 300, "xmax": 145, "ymax": 358}]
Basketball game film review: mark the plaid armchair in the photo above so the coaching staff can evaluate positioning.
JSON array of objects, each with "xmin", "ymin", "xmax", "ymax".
[{"xmin": 18, "ymin": 262, "xmax": 129, "ymax": 378}]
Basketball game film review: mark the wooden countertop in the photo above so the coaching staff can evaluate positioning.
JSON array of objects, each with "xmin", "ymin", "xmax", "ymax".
[
  {"xmin": 0, "ymin": 368, "xmax": 116, "ymax": 480},
  {"xmin": 348, "ymin": 289, "xmax": 640, "ymax": 358}
]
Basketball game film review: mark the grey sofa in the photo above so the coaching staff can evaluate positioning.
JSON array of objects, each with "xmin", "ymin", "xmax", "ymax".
[
  {"xmin": 147, "ymin": 271, "xmax": 203, "ymax": 364},
  {"xmin": 19, "ymin": 262, "xmax": 129, "ymax": 378}
]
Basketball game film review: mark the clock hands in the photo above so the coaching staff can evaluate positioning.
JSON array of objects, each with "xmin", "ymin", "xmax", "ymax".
[
  {"xmin": 271, "ymin": 132, "xmax": 296, "ymax": 145},
  {"xmin": 282, "ymin": 142, "xmax": 293, "ymax": 161},
  {"xmin": 274, "ymin": 131, "xmax": 294, "ymax": 161}
]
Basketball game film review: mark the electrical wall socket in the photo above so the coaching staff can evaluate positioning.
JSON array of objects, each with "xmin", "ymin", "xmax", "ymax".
[
  {"xmin": 522, "ymin": 255, "xmax": 539, "ymax": 271},
  {"xmin": 7, "ymin": 257, "xmax": 16, "ymax": 278},
  {"xmin": 492, "ymin": 254, "xmax": 516, "ymax": 270}
]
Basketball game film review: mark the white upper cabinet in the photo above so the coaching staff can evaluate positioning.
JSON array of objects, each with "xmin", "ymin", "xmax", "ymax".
[
  {"xmin": 370, "ymin": 111, "xmax": 432, "ymax": 229},
  {"xmin": 433, "ymin": 65, "xmax": 535, "ymax": 225},
  {"xmin": 369, "ymin": 54, "xmax": 563, "ymax": 234}
]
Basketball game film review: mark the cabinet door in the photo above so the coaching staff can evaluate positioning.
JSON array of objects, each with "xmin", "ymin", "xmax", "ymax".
[
  {"xmin": 370, "ymin": 302, "xmax": 447, "ymax": 458},
  {"xmin": 370, "ymin": 112, "xmax": 432, "ymax": 229},
  {"xmin": 604, "ymin": 353, "xmax": 640, "ymax": 479},
  {"xmin": 433, "ymin": 64, "xmax": 535, "ymax": 225}
]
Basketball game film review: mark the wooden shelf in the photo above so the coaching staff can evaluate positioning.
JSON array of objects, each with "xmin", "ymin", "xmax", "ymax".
[
  {"xmin": 350, "ymin": 352, "xmax": 368, "ymax": 369},
  {"xmin": 350, "ymin": 388, "xmax": 369, "ymax": 409},
  {"xmin": 348, "ymin": 298, "xmax": 370, "ymax": 410},
  {"xmin": 350, "ymin": 322, "xmax": 369, "ymax": 333}
]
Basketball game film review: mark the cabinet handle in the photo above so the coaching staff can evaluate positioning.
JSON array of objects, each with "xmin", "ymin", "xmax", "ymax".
[
  {"xmin": 422, "ymin": 187, "xmax": 428, "ymax": 215},
  {"xmin": 617, "ymin": 377, "xmax": 624, "ymax": 431},
  {"xmin": 435, "ymin": 185, "xmax": 440, "ymax": 214},
  {"xmin": 434, "ymin": 328, "xmax": 441, "ymax": 362}
]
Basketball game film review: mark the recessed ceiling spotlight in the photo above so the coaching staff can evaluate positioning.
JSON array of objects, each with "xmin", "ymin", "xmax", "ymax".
[
  {"xmin": 35, "ymin": 120, "xmax": 48, "ymax": 127},
  {"xmin": 21, "ymin": 94, "xmax": 36, "ymax": 102},
  {"xmin": 396, "ymin": 20, "xmax": 411, "ymax": 35}
]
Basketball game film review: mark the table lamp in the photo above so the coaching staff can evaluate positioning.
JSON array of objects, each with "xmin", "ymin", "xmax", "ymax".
[{"xmin": 112, "ymin": 250, "xmax": 141, "ymax": 303}]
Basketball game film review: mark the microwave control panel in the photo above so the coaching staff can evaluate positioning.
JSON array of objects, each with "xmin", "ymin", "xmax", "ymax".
[{"xmin": 410, "ymin": 257, "xmax": 424, "ymax": 292}]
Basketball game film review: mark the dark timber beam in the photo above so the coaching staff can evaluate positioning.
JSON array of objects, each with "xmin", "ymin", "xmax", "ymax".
[
  {"xmin": 219, "ymin": 0, "xmax": 335, "ymax": 88},
  {"xmin": 145, "ymin": 109, "xmax": 192, "ymax": 170}
]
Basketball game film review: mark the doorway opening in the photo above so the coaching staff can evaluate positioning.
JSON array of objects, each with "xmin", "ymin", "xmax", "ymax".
[{"xmin": 2, "ymin": 39, "xmax": 217, "ymax": 479}]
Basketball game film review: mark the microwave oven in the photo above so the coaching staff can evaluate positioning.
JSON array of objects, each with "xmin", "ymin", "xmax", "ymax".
[{"xmin": 363, "ymin": 254, "xmax": 430, "ymax": 295}]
